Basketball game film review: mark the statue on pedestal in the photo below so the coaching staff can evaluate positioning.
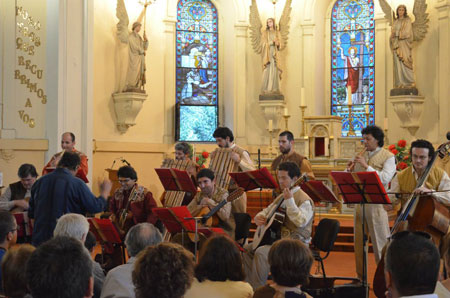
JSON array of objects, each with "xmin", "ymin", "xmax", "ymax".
[
  {"xmin": 116, "ymin": 0, "xmax": 149, "ymax": 93},
  {"xmin": 249, "ymin": 0, "xmax": 292, "ymax": 101},
  {"xmin": 378, "ymin": 0, "xmax": 429, "ymax": 96}
]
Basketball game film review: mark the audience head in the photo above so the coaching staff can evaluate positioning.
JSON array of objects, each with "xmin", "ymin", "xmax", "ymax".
[
  {"xmin": 385, "ymin": 231, "xmax": 439, "ymax": 297},
  {"xmin": 26, "ymin": 236, "xmax": 94, "ymax": 298},
  {"xmin": 410, "ymin": 139, "xmax": 435, "ymax": 172},
  {"xmin": 17, "ymin": 163, "xmax": 38, "ymax": 190},
  {"xmin": 57, "ymin": 151, "xmax": 81, "ymax": 172},
  {"xmin": 175, "ymin": 142, "xmax": 192, "ymax": 160},
  {"xmin": 195, "ymin": 235, "xmax": 245, "ymax": 282},
  {"xmin": 0, "ymin": 211, "xmax": 17, "ymax": 248},
  {"xmin": 84, "ymin": 231, "xmax": 97, "ymax": 253},
  {"xmin": 268, "ymin": 239, "xmax": 313, "ymax": 287},
  {"xmin": 278, "ymin": 131, "xmax": 294, "ymax": 154},
  {"xmin": 133, "ymin": 242, "xmax": 194, "ymax": 298},
  {"xmin": 2, "ymin": 244, "xmax": 35, "ymax": 298},
  {"xmin": 125, "ymin": 223, "xmax": 162, "ymax": 257},
  {"xmin": 196, "ymin": 168, "xmax": 216, "ymax": 196},
  {"xmin": 213, "ymin": 127, "xmax": 234, "ymax": 147},
  {"xmin": 361, "ymin": 125, "xmax": 384, "ymax": 150},
  {"xmin": 117, "ymin": 165, "xmax": 138, "ymax": 190},
  {"xmin": 277, "ymin": 162, "xmax": 301, "ymax": 189},
  {"xmin": 61, "ymin": 132, "xmax": 76, "ymax": 151},
  {"xmin": 53, "ymin": 213, "xmax": 89, "ymax": 242}
]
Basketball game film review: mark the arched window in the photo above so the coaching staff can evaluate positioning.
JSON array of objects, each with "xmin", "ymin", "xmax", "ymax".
[
  {"xmin": 331, "ymin": 0, "xmax": 375, "ymax": 136},
  {"xmin": 175, "ymin": 0, "xmax": 218, "ymax": 142}
]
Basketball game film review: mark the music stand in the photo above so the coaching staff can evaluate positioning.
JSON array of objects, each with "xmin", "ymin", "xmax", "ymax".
[
  {"xmin": 155, "ymin": 168, "xmax": 197, "ymax": 194},
  {"xmin": 330, "ymin": 171, "xmax": 391, "ymax": 298},
  {"xmin": 88, "ymin": 218, "xmax": 125, "ymax": 264},
  {"xmin": 301, "ymin": 180, "xmax": 341, "ymax": 204},
  {"xmin": 229, "ymin": 167, "xmax": 279, "ymax": 191}
]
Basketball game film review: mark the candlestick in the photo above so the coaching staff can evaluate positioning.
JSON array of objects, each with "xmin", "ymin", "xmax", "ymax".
[
  {"xmin": 283, "ymin": 107, "xmax": 288, "ymax": 116},
  {"xmin": 299, "ymin": 106, "xmax": 307, "ymax": 137},
  {"xmin": 268, "ymin": 119, "xmax": 273, "ymax": 132},
  {"xmin": 384, "ymin": 117, "xmax": 389, "ymax": 130},
  {"xmin": 347, "ymin": 104, "xmax": 356, "ymax": 137}
]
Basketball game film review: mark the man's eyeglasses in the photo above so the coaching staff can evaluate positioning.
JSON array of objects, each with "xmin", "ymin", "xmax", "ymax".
[{"xmin": 391, "ymin": 230, "xmax": 431, "ymax": 241}]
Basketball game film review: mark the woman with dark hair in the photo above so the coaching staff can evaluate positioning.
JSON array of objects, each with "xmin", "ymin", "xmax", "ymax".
[
  {"xmin": 185, "ymin": 235, "xmax": 253, "ymax": 298},
  {"xmin": 132, "ymin": 242, "xmax": 194, "ymax": 298},
  {"xmin": 253, "ymin": 239, "xmax": 313, "ymax": 298}
]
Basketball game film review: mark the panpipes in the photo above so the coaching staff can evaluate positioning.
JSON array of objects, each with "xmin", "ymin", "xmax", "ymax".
[
  {"xmin": 160, "ymin": 158, "xmax": 195, "ymax": 207},
  {"xmin": 209, "ymin": 148, "xmax": 240, "ymax": 189}
]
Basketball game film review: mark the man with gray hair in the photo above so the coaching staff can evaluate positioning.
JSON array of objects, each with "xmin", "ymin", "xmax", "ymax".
[
  {"xmin": 54, "ymin": 214, "xmax": 105, "ymax": 298},
  {"xmin": 100, "ymin": 223, "xmax": 162, "ymax": 298},
  {"xmin": 53, "ymin": 213, "xmax": 89, "ymax": 242}
]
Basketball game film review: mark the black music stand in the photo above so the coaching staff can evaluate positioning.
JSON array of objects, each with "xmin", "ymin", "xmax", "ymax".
[{"xmin": 330, "ymin": 171, "xmax": 391, "ymax": 298}]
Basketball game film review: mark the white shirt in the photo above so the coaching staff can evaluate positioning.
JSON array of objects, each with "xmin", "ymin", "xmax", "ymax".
[
  {"xmin": 400, "ymin": 294, "xmax": 438, "ymax": 298},
  {"xmin": 389, "ymin": 167, "xmax": 450, "ymax": 207},
  {"xmin": 230, "ymin": 143, "xmax": 255, "ymax": 172},
  {"xmin": 0, "ymin": 186, "xmax": 31, "ymax": 211},
  {"xmin": 100, "ymin": 257, "xmax": 135, "ymax": 298},
  {"xmin": 365, "ymin": 147, "xmax": 397, "ymax": 187}
]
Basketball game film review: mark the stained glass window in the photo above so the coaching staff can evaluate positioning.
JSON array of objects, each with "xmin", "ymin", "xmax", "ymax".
[
  {"xmin": 331, "ymin": 0, "xmax": 375, "ymax": 137},
  {"xmin": 175, "ymin": 0, "xmax": 218, "ymax": 142}
]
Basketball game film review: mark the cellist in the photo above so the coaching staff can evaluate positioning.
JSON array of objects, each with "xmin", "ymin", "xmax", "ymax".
[{"xmin": 387, "ymin": 139, "xmax": 450, "ymax": 210}]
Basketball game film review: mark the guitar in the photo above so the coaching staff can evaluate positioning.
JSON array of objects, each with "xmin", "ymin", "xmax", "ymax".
[
  {"xmin": 252, "ymin": 173, "xmax": 308, "ymax": 251},
  {"xmin": 187, "ymin": 187, "xmax": 245, "ymax": 243}
]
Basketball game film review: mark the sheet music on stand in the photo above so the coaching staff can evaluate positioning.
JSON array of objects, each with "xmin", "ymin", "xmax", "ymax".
[
  {"xmin": 155, "ymin": 168, "xmax": 197, "ymax": 194},
  {"xmin": 330, "ymin": 171, "xmax": 391, "ymax": 298}
]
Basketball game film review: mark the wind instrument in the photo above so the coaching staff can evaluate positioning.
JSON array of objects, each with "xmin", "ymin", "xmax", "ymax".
[{"xmin": 346, "ymin": 147, "xmax": 367, "ymax": 172}]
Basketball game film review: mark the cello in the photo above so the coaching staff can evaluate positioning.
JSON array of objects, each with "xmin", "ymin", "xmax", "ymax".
[{"xmin": 373, "ymin": 141, "xmax": 450, "ymax": 298}]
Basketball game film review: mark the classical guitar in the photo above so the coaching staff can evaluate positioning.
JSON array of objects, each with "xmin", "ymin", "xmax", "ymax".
[
  {"xmin": 187, "ymin": 187, "xmax": 245, "ymax": 243},
  {"xmin": 252, "ymin": 173, "xmax": 308, "ymax": 251}
]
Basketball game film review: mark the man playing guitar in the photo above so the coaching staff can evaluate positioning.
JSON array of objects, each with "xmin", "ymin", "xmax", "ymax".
[
  {"xmin": 243, "ymin": 162, "xmax": 314, "ymax": 290},
  {"xmin": 187, "ymin": 168, "xmax": 235, "ymax": 238}
]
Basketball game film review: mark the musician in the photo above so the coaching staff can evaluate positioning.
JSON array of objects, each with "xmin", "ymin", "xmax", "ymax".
[
  {"xmin": 349, "ymin": 125, "xmax": 396, "ymax": 281},
  {"xmin": 243, "ymin": 162, "xmax": 314, "ymax": 290},
  {"xmin": 42, "ymin": 132, "xmax": 88, "ymax": 181},
  {"xmin": 29, "ymin": 152, "xmax": 111, "ymax": 246},
  {"xmin": 212, "ymin": 127, "xmax": 255, "ymax": 212},
  {"xmin": 175, "ymin": 141, "xmax": 199, "ymax": 178},
  {"xmin": 109, "ymin": 166, "xmax": 160, "ymax": 233},
  {"xmin": 271, "ymin": 131, "xmax": 315, "ymax": 180},
  {"xmin": 388, "ymin": 139, "xmax": 450, "ymax": 208},
  {"xmin": 187, "ymin": 168, "xmax": 235, "ymax": 238},
  {"xmin": 0, "ymin": 164, "xmax": 37, "ymax": 211}
]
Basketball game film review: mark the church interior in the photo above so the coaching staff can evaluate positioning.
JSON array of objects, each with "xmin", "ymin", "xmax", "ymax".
[{"xmin": 1, "ymin": 0, "xmax": 450, "ymax": 297}]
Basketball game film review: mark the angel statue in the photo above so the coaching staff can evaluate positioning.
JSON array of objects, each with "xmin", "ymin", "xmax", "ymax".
[
  {"xmin": 378, "ymin": 0, "xmax": 429, "ymax": 95},
  {"xmin": 116, "ymin": 0, "xmax": 149, "ymax": 93},
  {"xmin": 249, "ymin": 0, "xmax": 292, "ymax": 100}
]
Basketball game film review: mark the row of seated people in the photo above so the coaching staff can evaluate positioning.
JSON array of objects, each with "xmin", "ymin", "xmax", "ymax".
[{"xmin": 1, "ymin": 210, "xmax": 450, "ymax": 298}]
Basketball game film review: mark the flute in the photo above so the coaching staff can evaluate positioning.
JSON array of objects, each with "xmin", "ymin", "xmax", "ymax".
[{"xmin": 347, "ymin": 148, "xmax": 367, "ymax": 172}]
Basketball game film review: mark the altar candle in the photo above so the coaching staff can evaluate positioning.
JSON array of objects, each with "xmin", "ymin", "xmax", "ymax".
[
  {"xmin": 365, "ymin": 105, "xmax": 369, "ymax": 114},
  {"xmin": 284, "ymin": 107, "xmax": 288, "ymax": 116},
  {"xmin": 300, "ymin": 88, "xmax": 306, "ymax": 106},
  {"xmin": 347, "ymin": 87, "xmax": 352, "ymax": 106},
  {"xmin": 384, "ymin": 118, "xmax": 389, "ymax": 130},
  {"xmin": 268, "ymin": 120, "xmax": 273, "ymax": 132}
]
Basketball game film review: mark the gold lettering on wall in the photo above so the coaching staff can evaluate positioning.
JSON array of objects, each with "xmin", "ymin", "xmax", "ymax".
[{"xmin": 25, "ymin": 98, "xmax": 32, "ymax": 107}]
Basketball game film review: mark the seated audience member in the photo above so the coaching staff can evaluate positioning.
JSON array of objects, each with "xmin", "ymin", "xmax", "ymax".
[
  {"xmin": 101, "ymin": 223, "xmax": 162, "ymax": 298},
  {"xmin": 53, "ymin": 214, "xmax": 104, "ymax": 298},
  {"xmin": 0, "ymin": 164, "xmax": 37, "ymax": 211},
  {"xmin": 1, "ymin": 244, "xmax": 35, "ymax": 298},
  {"xmin": 385, "ymin": 231, "xmax": 440, "ymax": 298},
  {"xmin": 26, "ymin": 236, "xmax": 94, "ymax": 298},
  {"xmin": 85, "ymin": 231, "xmax": 105, "ymax": 298},
  {"xmin": 253, "ymin": 239, "xmax": 313, "ymax": 298},
  {"xmin": 29, "ymin": 152, "xmax": 111, "ymax": 246},
  {"xmin": 184, "ymin": 235, "xmax": 253, "ymax": 298},
  {"xmin": 0, "ymin": 211, "xmax": 17, "ymax": 294},
  {"xmin": 435, "ymin": 234, "xmax": 450, "ymax": 297},
  {"xmin": 132, "ymin": 242, "xmax": 194, "ymax": 298}
]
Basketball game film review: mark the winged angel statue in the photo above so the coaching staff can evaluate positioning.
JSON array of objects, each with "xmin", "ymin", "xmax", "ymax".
[
  {"xmin": 378, "ymin": 0, "xmax": 429, "ymax": 93},
  {"xmin": 116, "ymin": 0, "xmax": 148, "ymax": 93},
  {"xmin": 249, "ymin": 0, "xmax": 292, "ymax": 100}
]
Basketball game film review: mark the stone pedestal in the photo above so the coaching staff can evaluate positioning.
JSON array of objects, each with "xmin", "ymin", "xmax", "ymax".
[
  {"xmin": 112, "ymin": 92, "xmax": 148, "ymax": 133},
  {"xmin": 390, "ymin": 95, "xmax": 425, "ymax": 136},
  {"xmin": 258, "ymin": 99, "xmax": 286, "ymax": 132}
]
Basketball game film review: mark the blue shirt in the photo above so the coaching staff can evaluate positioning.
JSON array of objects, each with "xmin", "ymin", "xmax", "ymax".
[
  {"xmin": 29, "ymin": 168, "xmax": 106, "ymax": 246},
  {"xmin": 0, "ymin": 248, "xmax": 6, "ymax": 293}
]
